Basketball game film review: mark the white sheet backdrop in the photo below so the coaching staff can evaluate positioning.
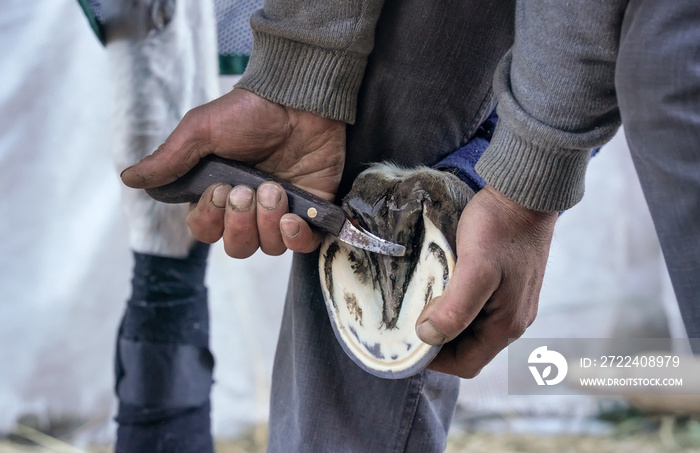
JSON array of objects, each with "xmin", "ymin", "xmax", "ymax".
[{"xmin": 0, "ymin": 0, "xmax": 684, "ymax": 444}]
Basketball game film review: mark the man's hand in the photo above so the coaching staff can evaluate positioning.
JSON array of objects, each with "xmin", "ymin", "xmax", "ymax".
[
  {"xmin": 121, "ymin": 88, "xmax": 346, "ymax": 257},
  {"xmin": 416, "ymin": 185, "xmax": 558, "ymax": 378}
]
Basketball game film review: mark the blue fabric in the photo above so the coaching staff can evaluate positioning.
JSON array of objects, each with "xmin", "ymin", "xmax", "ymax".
[
  {"xmin": 433, "ymin": 111, "xmax": 600, "ymax": 203},
  {"xmin": 433, "ymin": 111, "xmax": 497, "ymax": 193}
]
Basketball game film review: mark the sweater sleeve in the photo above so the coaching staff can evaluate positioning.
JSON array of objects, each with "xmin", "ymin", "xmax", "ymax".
[
  {"xmin": 475, "ymin": 1, "xmax": 627, "ymax": 212},
  {"xmin": 236, "ymin": 0, "xmax": 385, "ymax": 124}
]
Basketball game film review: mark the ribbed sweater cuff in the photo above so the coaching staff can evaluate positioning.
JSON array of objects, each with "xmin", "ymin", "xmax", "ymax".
[
  {"xmin": 475, "ymin": 127, "xmax": 591, "ymax": 212},
  {"xmin": 235, "ymin": 31, "xmax": 367, "ymax": 124}
]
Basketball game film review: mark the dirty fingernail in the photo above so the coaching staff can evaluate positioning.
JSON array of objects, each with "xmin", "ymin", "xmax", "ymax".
[
  {"xmin": 211, "ymin": 185, "xmax": 228, "ymax": 209},
  {"xmin": 119, "ymin": 161, "xmax": 140, "ymax": 179},
  {"xmin": 416, "ymin": 320, "xmax": 446, "ymax": 345},
  {"xmin": 258, "ymin": 183, "xmax": 282, "ymax": 210},
  {"xmin": 229, "ymin": 186, "xmax": 254, "ymax": 211},
  {"xmin": 280, "ymin": 219, "xmax": 300, "ymax": 238}
]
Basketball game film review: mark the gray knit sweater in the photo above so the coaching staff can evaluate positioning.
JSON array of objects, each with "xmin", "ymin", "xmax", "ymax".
[{"xmin": 237, "ymin": 0, "xmax": 625, "ymax": 212}]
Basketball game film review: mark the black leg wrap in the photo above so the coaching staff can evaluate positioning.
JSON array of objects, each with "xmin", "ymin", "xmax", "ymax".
[
  {"xmin": 116, "ymin": 402, "xmax": 214, "ymax": 453},
  {"xmin": 115, "ymin": 242, "xmax": 214, "ymax": 453}
]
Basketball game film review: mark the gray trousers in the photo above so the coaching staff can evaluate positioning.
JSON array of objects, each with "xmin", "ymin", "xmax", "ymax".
[
  {"xmin": 267, "ymin": 1, "xmax": 515, "ymax": 452},
  {"xmin": 617, "ymin": 0, "xmax": 700, "ymax": 339},
  {"xmin": 268, "ymin": 0, "xmax": 700, "ymax": 451}
]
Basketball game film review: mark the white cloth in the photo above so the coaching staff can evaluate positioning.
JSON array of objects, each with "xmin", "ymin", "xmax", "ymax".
[
  {"xmin": 0, "ymin": 0, "xmax": 290, "ymax": 441},
  {"xmin": 0, "ymin": 0, "xmax": 680, "ymax": 443}
]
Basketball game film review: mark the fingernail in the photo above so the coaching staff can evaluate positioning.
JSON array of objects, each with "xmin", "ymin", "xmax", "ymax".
[
  {"xmin": 280, "ymin": 218, "xmax": 300, "ymax": 238},
  {"xmin": 258, "ymin": 183, "xmax": 282, "ymax": 210},
  {"xmin": 120, "ymin": 154, "xmax": 149, "ymax": 177},
  {"xmin": 416, "ymin": 320, "xmax": 446, "ymax": 345},
  {"xmin": 119, "ymin": 165, "xmax": 133, "ymax": 179},
  {"xmin": 211, "ymin": 185, "xmax": 228, "ymax": 209},
  {"xmin": 229, "ymin": 186, "xmax": 254, "ymax": 211}
]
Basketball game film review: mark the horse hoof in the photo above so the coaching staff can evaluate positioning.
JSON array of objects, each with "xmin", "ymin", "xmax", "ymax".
[{"xmin": 319, "ymin": 163, "xmax": 472, "ymax": 379}]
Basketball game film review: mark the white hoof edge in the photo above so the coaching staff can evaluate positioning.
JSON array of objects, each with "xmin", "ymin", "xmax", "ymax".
[{"xmin": 319, "ymin": 208, "xmax": 456, "ymax": 379}]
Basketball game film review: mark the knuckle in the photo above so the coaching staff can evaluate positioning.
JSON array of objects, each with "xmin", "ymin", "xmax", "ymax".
[
  {"xmin": 186, "ymin": 210, "xmax": 204, "ymax": 234},
  {"xmin": 473, "ymin": 261, "xmax": 499, "ymax": 282},
  {"xmin": 222, "ymin": 222, "xmax": 259, "ymax": 258},
  {"xmin": 459, "ymin": 367, "xmax": 483, "ymax": 379},
  {"xmin": 186, "ymin": 216, "xmax": 219, "ymax": 244},
  {"xmin": 292, "ymin": 235, "xmax": 322, "ymax": 254},
  {"xmin": 503, "ymin": 318, "xmax": 528, "ymax": 339},
  {"xmin": 181, "ymin": 107, "xmax": 199, "ymax": 124},
  {"xmin": 186, "ymin": 219, "xmax": 199, "ymax": 239},
  {"xmin": 257, "ymin": 212, "xmax": 282, "ymax": 231},
  {"xmin": 443, "ymin": 303, "xmax": 475, "ymax": 333},
  {"xmin": 223, "ymin": 241, "xmax": 256, "ymax": 259},
  {"xmin": 258, "ymin": 232, "xmax": 285, "ymax": 256},
  {"xmin": 260, "ymin": 243, "xmax": 287, "ymax": 257},
  {"xmin": 525, "ymin": 311, "xmax": 538, "ymax": 328},
  {"xmin": 226, "ymin": 219, "xmax": 256, "ymax": 238}
]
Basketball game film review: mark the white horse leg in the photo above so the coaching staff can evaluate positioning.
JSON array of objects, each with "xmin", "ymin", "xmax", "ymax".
[{"xmin": 106, "ymin": 0, "xmax": 218, "ymax": 257}]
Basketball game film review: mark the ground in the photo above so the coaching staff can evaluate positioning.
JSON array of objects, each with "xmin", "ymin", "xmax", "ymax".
[{"xmin": 3, "ymin": 413, "xmax": 700, "ymax": 453}]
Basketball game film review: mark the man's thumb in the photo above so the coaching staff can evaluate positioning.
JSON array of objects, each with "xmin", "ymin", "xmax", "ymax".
[
  {"xmin": 121, "ymin": 109, "xmax": 211, "ymax": 189},
  {"xmin": 415, "ymin": 258, "xmax": 499, "ymax": 345}
]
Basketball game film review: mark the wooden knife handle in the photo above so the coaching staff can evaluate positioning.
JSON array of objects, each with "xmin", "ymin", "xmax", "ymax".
[{"xmin": 145, "ymin": 156, "xmax": 347, "ymax": 236}]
